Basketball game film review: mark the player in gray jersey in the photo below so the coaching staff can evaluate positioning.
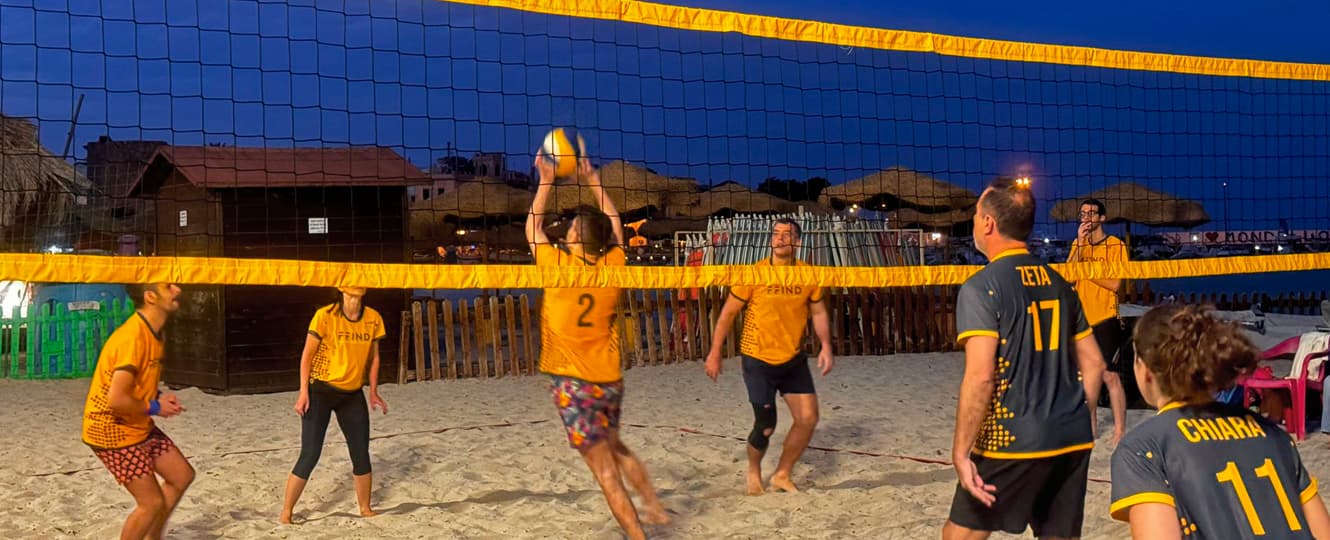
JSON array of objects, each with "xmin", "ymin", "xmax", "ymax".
[
  {"xmin": 1111, "ymin": 303, "xmax": 1330, "ymax": 539},
  {"xmin": 945, "ymin": 176, "xmax": 1107, "ymax": 540}
]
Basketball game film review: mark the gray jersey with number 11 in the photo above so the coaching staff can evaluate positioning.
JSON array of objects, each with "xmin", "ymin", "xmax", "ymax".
[{"xmin": 1111, "ymin": 402, "xmax": 1318, "ymax": 539}]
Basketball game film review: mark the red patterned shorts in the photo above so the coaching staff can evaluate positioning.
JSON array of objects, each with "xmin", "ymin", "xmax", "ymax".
[
  {"xmin": 90, "ymin": 428, "xmax": 177, "ymax": 485},
  {"xmin": 549, "ymin": 376, "xmax": 624, "ymax": 450}
]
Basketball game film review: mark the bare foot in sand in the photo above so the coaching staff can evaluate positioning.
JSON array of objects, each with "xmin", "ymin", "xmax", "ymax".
[
  {"xmin": 360, "ymin": 508, "xmax": 379, "ymax": 518},
  {"xmin": 746, "ymin": 469, "xmax": 765, "ymax": 495},
  {"xmin": 278, "ymin": 511, "xmax": 294, "ymax": 525},
  {"xmin": 769, "ymin": 471, "xmax": 799, "ymax": 493},
  {"xmin": 641, "ymin": 504, "xmax": 671, "ymax": 525}
]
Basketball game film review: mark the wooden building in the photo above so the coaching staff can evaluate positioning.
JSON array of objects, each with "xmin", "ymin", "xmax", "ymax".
[{"xmin": 127, "ymin": 146, "xmax": 428, "ymax": 393}]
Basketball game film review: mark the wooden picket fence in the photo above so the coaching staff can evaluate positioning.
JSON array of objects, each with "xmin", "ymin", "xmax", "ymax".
[
  {"xmin": 399, "ymin": 281, "xmax": 1330, "ymax": 383},
  {"xmin": 398, "ymin": 286, "xmax": 961, "ymax": 383}
]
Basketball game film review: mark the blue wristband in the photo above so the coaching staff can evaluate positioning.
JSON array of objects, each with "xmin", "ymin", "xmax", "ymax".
[{"xmin": 148, "ymin": 400, "xmax": 161, "ymax": 416}]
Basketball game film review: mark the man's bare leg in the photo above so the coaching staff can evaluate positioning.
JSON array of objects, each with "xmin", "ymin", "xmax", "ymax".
[
  {"xmin": 608, "ymin": 431, "xmax": 669, "ymax": 525},
  {"xmin": 747, "ymin": 443, "xmax": 766, "ymax": 495},
  {"xmin": 146, "ymin": 447, "xmax": 195, "ymax": 539},
  {"xmin": 121, "ymin": 473, "xmax": 166, "ymax": 540},
  {"xmin": 579, "ymin": 439, "xmax": 646, "ymax": 540},
  {"xmin": 747, "ymin": 401, "xmax": 777, "ymax": 495},
  {"xmin": 941, "ymin": 520, "xmax": 992, "ymax": 540},
  {"xmin": 770, "ymin": 393, "xmax": 818, "ymax": 493}
]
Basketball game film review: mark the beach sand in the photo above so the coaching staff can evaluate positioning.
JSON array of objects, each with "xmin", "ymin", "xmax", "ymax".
[{"xmin": 4, "ymin": 353, "xmax": 1327, "ymax": 539}]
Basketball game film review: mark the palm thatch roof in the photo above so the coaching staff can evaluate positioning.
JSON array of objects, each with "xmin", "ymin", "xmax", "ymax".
[
  {"xmin": 671, "ymin": 181, "xmax": 803, "ymax": 217},
  {"xmin": 886, "ymin": 207, "xmax": 975, "ymax": 229},
  {"xmin": 818, "ymin": 166, "xmax": 977, "ymax": 211},
  {"xmin": 0, "ymin": 115, "xmax": 90, "ymax": 249},
  {"xmin": 548, "ymin": 160, "xmax": 698, "ymax": 215},
  {"xmin": 1050, "ymin": 182, "xmax": 1210, "ymax": 227},
  {"xmin": 417, "ymin": 161, "xmax": 700, "ymax": 219},
  {"xmin": 413, "ymin": 179, "xmax": 533, "ymax": 219}
]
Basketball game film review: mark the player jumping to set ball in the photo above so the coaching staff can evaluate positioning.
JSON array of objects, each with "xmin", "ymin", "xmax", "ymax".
[{"xmin": 528, "ymin": 149, "xmax": 669, "ymax": 540}]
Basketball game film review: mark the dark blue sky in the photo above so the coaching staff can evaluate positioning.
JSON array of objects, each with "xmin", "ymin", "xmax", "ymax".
[{"xmin": 1, "ymin": 0, "xmax": 1327, "ymax": 236}]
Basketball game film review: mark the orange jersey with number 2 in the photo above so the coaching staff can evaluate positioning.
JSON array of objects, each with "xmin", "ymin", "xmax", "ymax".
[{"xmin": 536, "ymin": 243, "xmax": 625, "ymax": 383}]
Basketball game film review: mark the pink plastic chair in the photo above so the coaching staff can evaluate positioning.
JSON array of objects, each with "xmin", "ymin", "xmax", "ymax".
[{"xmin": 1241, "ymin": 332, "xmax": 1329, "ymax": 441}]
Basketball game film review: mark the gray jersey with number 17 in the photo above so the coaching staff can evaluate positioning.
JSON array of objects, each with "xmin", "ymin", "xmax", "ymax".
[{"xmin": 955, "ymin": 248, "xmax": 1093, "ymax": 459}]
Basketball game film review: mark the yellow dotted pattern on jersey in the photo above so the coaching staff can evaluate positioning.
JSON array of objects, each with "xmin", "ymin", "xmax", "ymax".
[
  {"xmin": 309, "ymin": 342, "xmax": 332, "ymax": 382},
  {"xmin": 1180, "ymin": 517, "xmax": 1198, "ymax": 536},
  {"xmin": 978, "ymin": 356, "xmax": 1016, "ymax": 453}
]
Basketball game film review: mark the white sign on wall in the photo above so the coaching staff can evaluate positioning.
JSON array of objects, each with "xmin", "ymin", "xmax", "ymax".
[
  {"xmin": 308, "ymin": 217, "xmax": 328, "ymax": 234},
  {"xmin": 178, "ymin": 210, "xmax": 188, "ymax": 227}
]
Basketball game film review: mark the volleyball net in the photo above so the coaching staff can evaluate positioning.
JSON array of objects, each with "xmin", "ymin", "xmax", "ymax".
[{"xmin": 0, "ymin": 0, "xmax": 1327, "ymax": 293}]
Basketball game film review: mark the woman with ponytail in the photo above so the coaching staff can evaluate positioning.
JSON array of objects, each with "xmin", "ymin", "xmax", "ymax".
[{"xmin": 1110, "ymin": 303, "xmax": 1330, "ymax": 539}]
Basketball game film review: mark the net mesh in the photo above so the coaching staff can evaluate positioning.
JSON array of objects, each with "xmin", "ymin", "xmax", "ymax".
[{"xmin": 1, "ymin": 0, "xmax": 1328, "ymax": 387}]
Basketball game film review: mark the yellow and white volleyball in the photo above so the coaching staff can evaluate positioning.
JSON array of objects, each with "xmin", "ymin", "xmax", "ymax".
[{"xmin": 539, "ymin": 127, "xmax": 587, "ymax": 178}]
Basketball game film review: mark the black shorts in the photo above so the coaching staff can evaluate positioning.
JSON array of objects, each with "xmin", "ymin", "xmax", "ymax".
[
  {"xmin": 947, "ymin": 449, "xmax": 1091, "ymax": 537},
  {"xmin": 741, "ymin": 354, "xmax": 815, "ymax": 405},
  {"xmin": 1092, "ymin": 319, "xmax": 1125, "ymax": 372}
]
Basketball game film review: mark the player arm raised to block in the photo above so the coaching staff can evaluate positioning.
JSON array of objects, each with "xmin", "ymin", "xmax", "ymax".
[
  {"xmin": 580, "ymin": 159, "xmax": 623, "ymax": 247},
  {"xmin": 526, "ymin": 156, "xmax": 557, "ymax": 249}
]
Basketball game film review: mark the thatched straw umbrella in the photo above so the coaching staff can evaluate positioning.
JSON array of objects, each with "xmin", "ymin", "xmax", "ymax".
[
  {"xmin": 886, "ymin": 207, "xmax": 975, "ymax": 230},
  {"xmin": 1050, "ymin": 182, "xmax": 1210, "ymax": 228},
  {"xmin": 408, "ymin": 179, "xmax": 531, "ymax": 245},
  {"xmin": 547, "ymin": 160, "xmax": 698, "ymax": 216},
  {"xmin": 818, "ymin": 166, "xmax": 977, "ymax": 212},
  {"xmin": 0, "ymin": 115, "xmax": 88, "ymax": 250},
  {"xmin": 1051, "ymin": 182, "xmax": 1209, "ymax": 270},
  {"xmin": 416, "ymin": 179, "xmax": 532, "ymax": 220},
  {"xmin": 637, "ymin": 217, "xmax": 710, "ymax": 239},
  {"xmin": 674, "ymin": 181, "xmax": 803, "ymax": 217}
]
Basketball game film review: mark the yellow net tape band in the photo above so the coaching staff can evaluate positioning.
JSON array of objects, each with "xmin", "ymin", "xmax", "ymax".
[
  {"xmin": 5, "ymin": 253, "xmax": 1328, "ymax": 288},
  {"xmin": 443, "ymin": 0, "xmax": 1330, "ymax": 82}
]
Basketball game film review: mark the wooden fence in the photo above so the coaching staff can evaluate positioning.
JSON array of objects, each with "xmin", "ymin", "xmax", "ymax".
[
  {"xmin": 399, "ymin": 283, "xmax": 1330, "ymax": 383},
  {"xmin": 398, "ymin": 286, "xmax": 960, "ymax": 383}
]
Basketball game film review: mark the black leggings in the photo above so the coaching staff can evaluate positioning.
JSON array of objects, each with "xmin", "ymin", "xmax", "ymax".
[{"xmin": 292, "ymin": 381, "xmax": 371, "ymax": 479}]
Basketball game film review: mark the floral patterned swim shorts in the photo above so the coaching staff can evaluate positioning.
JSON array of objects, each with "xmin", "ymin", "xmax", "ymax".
[{"xmin": 549, "ymin": 375, "xmax": 624, "ymax": 450}]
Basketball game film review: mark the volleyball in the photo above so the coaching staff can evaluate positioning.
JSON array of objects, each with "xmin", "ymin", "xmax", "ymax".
[{"xmin": 539, "ymin": 127, "xmax": 587, "ymax": 178}]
